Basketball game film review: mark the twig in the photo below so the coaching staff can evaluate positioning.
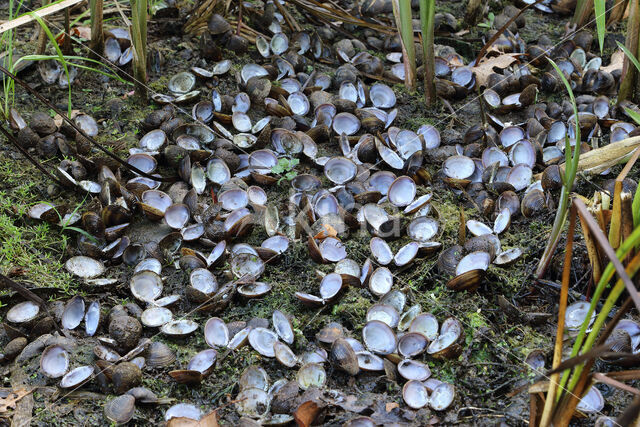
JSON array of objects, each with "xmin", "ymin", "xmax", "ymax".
[
  {"xmin": 474, "ymin": 0, "xmax": 545, "ymax": 65},
  {"xmin": 0, "ymin": 63, "xmax": 178, "ymax": 182},
  {"xmin": 0, "ymin": 0, "xmax": 83, "ymax": 34}
]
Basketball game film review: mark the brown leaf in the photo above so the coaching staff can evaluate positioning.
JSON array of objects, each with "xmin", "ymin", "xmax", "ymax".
[
  {"xmin": 70, "ymin": 26, "xmax": 91, "ymax": 39},
  {"xmin": 0, "ymin": 388, "xmax": 32, "ymax": 413},
  {"xmin": 386, "ymin": 402, "xmax": 399, "ymax": 412},
  {"xmin": 472, "ymin": 53, "xmax": 520, "ymax": 87},
  {"xmin": 602, "ymin": 49, "xmax": 624, "ymax": 73},
  {"xmin": 294, "ymin": 401, "xmax": 320, "ymax": 427},
  {"xmin": 167, "ymin": 410, "xmax": 218, "ymax": 427}
]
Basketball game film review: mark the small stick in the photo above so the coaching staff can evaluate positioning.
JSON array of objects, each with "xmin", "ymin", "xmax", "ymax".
[
  {"xmin": 236, "ymin": 0, "xmax": 242, "ymax": 36},
  {"xmin": 0, "ymin": 273, "xmax": 64, "ymax": 335},
  {"xmin": 474, "ymin": 0, "xmax": 545, "ymax": 65}
]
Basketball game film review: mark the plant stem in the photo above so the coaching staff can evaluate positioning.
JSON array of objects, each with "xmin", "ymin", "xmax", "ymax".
[
  {"xmin": 419, "ymin": 0, "xmax": 436, "ymax": 105},
  {"xmin": 566, "ymin": 250, "xmax": 640, "ymax": 393},
  {"xmin": 573, "ymin": 0, "xmax": 594, "ymax": 26},
  {"xmin": 391, "ymin": 0, "xmax": 416, "ymax": 90},
  {"xmin": 535, "ymin": 59, "xmax": 581, "ymax": 279},
  {"xmin": 36, "ymin": 0, "xmax": 52, "ymax": 55},
  {"xmin": 621, "ymin": 0, "xmax": 640, "ymax": 103},
  {"xmin": 557, "ymin": 228, "xmax": 640, "ymax": 394},
  {"xmin": 130, "ymin": 0, "xmax": 148, "ymax": 100},
  {"xmin": 89, "ymin": 0, "xmax": 104, "ymax": 60},
  {"xmin": 63, "ymin": 7, "xmax": 72, "ymax": 55}
]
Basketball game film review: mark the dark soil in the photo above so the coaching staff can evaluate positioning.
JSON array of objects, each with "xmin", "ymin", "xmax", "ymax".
[{"xmin": 0, "ymin": 0, "xmax": 638, "ymax": 425}]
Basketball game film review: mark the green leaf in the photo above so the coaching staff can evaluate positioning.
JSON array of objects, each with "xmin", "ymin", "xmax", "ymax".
[
  {"xmin": 617, "ymin": 41, "xmax": 640, "ymax": 73},
  {"xmin": 595, "ymin": 0, "xmax": 606, "ymax": 53},
  {"xmin": 634, "ymin": 183, "xmax": 640, "ymax": 229},
  {"xmin": 624, "ymin": 106, "xmax": 640, "ymax": 126},
  {"xmin": 285, "ymin": 170, "xmax": 298, "ymax": 180}
]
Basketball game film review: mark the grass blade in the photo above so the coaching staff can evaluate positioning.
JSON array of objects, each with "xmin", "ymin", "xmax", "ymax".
[
  {"xmin": 30, "ymin": 13, "xmax": 72, "ymax": 117},
  {"xmin": 535, "ymin": 58, "xmax": 580, "ymax": 279},
  {"xmin": 595, "ymin": 0, "xmax": 606, "ymax": 53},
  {"xmin": 618, "ymin": 41, "xmax": 640, "ymax": 72}
]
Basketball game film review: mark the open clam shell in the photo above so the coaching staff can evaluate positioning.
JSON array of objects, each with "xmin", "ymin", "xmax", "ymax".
[
  {"xmin": 398, "ymin": 359, "xmax": 431, "ymax": 381},
  {"xmin": 140, "ymin": 307, "xmax": 173, "ymax": 328},
  {"xmin": 161, "ymin": 319, "xmax": 198, "ymax": 337},
  {"xmin": 388, "ymin": 176, "xmax": 416, "ymax": 207},
  {"xmin": 366, "ymin": 303, "xmax": 399, "ymax": 328},
  {"xmin": 205, "ymin": 317, "xmax": 229, "ymax": 348},
  {"xmin": 296, "ymin": 363, "xmax": 326, "ymax": 389},
  {"xmin": 430, "ymin": 382, "xmax": 455, "ymax": 411},
  {"xmin": 362, "ymin": 320, "xmax": 397, "ymax": 355},
  {"xmin": 41, "ymin": 345, "xmax": 69, "ymax": 378},
  {"xmin": 403, "ymin": 380, "xmax": 429, "ymax": 409},
  {"xmin": 60, "ymin": 365, "xmax": 94, "ymax": 388},
  {"xmin": 130, "ymin": 270, "xmax": 163, "ymax": 302},
  {"xmin": 61, "ymin": 296, "xmax": 85, "ymax": 330},
  {"xmin": 249, "ymin": 327, "xmax": 279, "ymax": 357},
  {"xmin": 369, "ymin": 267, "xmax": 393, "ymax": 297},
  {"xmin": 7, "ymin": 300, "xmax": 40, "ymax": 324}
]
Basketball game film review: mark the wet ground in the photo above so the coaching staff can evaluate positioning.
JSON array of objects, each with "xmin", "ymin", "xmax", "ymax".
[{"xmin": 1, "ymin": 0, "xmax": 639, "ymax": 425}]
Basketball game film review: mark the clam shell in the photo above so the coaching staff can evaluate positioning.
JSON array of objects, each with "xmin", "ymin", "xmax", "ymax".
[
  {"xmin": 6, "ymin": 301, "xmax": 40, "ymax": 323},
  {"xmin": 60, "ymin": 365, "xmax": 94, "ymax": 388},
  {"xmin": 362, "ymin": 320, "xmax": 397, "ymax": 355},
  {"xmin": 565, "ymin": 301, "xmax": 595, "ymax": 331},
  {"xmin": 274, "ymin": 341, "xmax": 298, "ymax": 367},
  {"xmin": 130, "ymin": 270, "xmax": 163, "ymax": 302},
  {"xmin": 398, "ymin": 359, "xmax": 431, "ymax": 381},
  {"xmin": 188, "ymin": 348, "xmax": 217, "ymax": 375},
  {"xmin": 429, "ymin": 383, "xmax": 455, "ymax": 411},
  {"xmin": 65, "ymin": 256, "xmax": 105, "ymax": 279},
  {"xmin": 161, "ymin": 319, "xmax": 198, "ymax": 337},
  {"xmin": 205, "ymin": 317, "xmax": 229, "ymax": 348},
  {"xmin": 273, "ymin": 310, "xmax": 295, "ymax": 345},
  {"xmin": 165, "ymin": 403, "xmax": 202, "ymax": 421},
  {"xmin": 409, "ymin": 313, "xmax": 439, "ymax": 340},
  {"xmin": 370, "ymin": 237, "xmax": 393, "ymax": 265},
  {"xmin": 369, "ymin": 83, "xmax": 396, "ymax": 108},
  {"xmin": 85, "ymin": 301, "xmax": 100, "ymax": 336},
  {"xmin": 356, "ymin": 351, "xmax": 385, "ymax": 371},
  {"xmin": 248, "ymin": 327, "xmax": 279, "ymax": 357},
  {"xmin": 61, "ymin": 296, "xmax": 85, "ymax": 330},
  {"xmin": 403, "ymin": 380, "xmax": 429, "ymax": 409},
  {"xmin": 366, "ymin": 304, "xmax": 399, "ymax": 328},
  {"xmin": 239, "ymin": 365, "xmax": 269, "ymax": 391},
  {"xmin": 105, "ymin": 394, "xmax": 135, "ymax": 425},
  {"xmin": 388, "ymin": 176, "xmax": 416, "ymax": 207},
  {"xmin": 235, "ymin": 388, "xmax": 271, "ymax": 418},
  {"xmin": 140, "ymin": 307, "xmax": 173, "ymax": 328},
  {"xmin": 41, "ymin": 345, "xmax": 69, "ymax": 378},
  {"xmin": 443, "ymin": 155, "xmax": 474, "ymax": 180},
  {"xmin": 296, "ymin": 363, "xmax": 326, "ymax": 389},
  {"xmin": 369, "ymin": 267, "xmax": 393, "ymax": 297}
]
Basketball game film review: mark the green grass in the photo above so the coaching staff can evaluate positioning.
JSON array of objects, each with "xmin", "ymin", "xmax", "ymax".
[{"xmin": 0, "ymin": 157, "xmax": 76, "ymax": 296}]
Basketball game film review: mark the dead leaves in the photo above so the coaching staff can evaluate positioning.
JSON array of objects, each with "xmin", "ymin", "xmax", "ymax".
[
  {"xmin": 294, "ymin": 401, "xmax": 322, "ymax": 427},
  {"xmin": 472, "ymin": 53, "xmax": 520, "ymax": 87},
  {"xmin": 167, "ymin": 410, "xmax": 219, "ymax": 427},
  {"xmin": 0, "ymin": 389, "xmax": 32, "ymax": 413}
]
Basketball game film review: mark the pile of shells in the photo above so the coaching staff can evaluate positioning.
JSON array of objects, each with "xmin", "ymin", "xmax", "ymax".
[{"xmin": 12, "ymin": 2, "xmax": 640, "ymax": 422}]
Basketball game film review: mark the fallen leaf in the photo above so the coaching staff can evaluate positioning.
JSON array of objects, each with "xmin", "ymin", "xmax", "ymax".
[
  {"xmin": 70, "ymin": 26, "xmax": 91, "ymax": 39},
  {"xmin": 167, "ymin": 410, "xmax": 218, "ymax": 427},
  {"xmin": 294, "ymin": 400, "xmax": 320, "ymax": 427},
  {"xmin": 314, "ymin": 224, "xmax": 338, "ymax": 239},
  {"xmin": 472, "ymin": 53, "xmax": 520, "ymax": 87},
  {"xmin": 386, "ymin": 402, "xmax": 399, "ymax": 412},
  {"xmin": 602, "ymin": 49, "xmax": 624, "ymax": 73},
  {"xmin": 0, "ymin": 388, "xmax": 32, "ymax": 413}
]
